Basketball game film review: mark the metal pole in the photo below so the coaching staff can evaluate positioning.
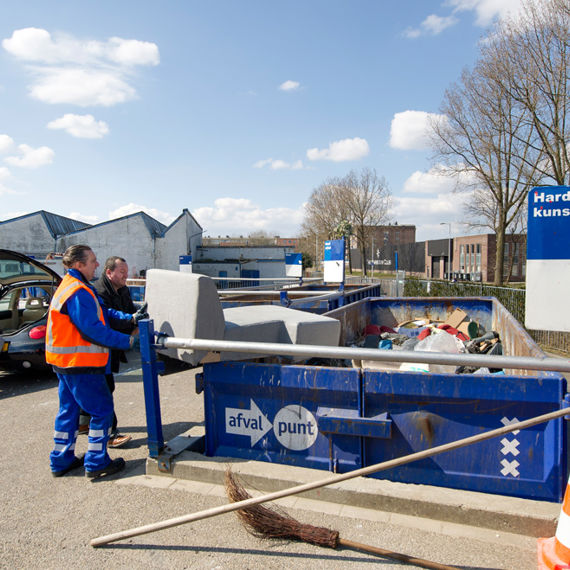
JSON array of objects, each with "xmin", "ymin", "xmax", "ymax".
[
  {"xmin": 158, "ymin": 336, "xmax": 570, "ymax": 373},
  {"xmin": 447, "ymin": 224, "xmax": 451, "ymax": 281},
  {"xmin": 371, "ymin": 236, "xmax": 374, "ymax": 279},
  {"xmin": 139, "ymin": 319, "xmax": 165, "ymax": 458}
]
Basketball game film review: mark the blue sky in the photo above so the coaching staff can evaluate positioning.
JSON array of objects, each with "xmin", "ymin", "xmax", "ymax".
[{"xmin": 0, "ymin": 0, "xmax": 526, "ymax": 242}]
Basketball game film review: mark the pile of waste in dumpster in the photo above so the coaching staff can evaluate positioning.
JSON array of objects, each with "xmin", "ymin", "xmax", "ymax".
[{"xmin": 350, "ymin": 308, "xmax": 505, "ymax": 375}]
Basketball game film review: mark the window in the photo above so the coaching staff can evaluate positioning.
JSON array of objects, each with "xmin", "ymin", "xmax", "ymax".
[
  {"xmin": 460, "ymin": 245, "xmax": 465, "ymax": 272},
  {"xmin": 513, "ymin": 243, "xmax": 519, "ymax": 275},
  {"xmin": 476, "ymin": 244, "xmax": 481, "ymax": 271}
]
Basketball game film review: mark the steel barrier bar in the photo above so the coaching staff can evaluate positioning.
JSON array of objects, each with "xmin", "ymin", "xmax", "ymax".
[
  {"xmin": 158, "ymin": 336, "xmax": 570, "ymax": 373},
  {"xmin": 215, "ymin": 277, "xmax": 322, "ymax": 282},
  {"xmin": 217, "ymin": 290, "xmax": 339, "ymax": 297}
]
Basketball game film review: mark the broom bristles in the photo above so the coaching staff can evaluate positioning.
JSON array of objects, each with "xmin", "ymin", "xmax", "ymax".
[{"xmin": 225, "ymin": 468, "xmax": 340, "ymax": 549}]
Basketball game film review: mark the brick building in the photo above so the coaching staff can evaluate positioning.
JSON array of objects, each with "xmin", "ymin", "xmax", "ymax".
[{"xmin": 426, "ymin": 233, "xmax": 527, "ymax": 282}]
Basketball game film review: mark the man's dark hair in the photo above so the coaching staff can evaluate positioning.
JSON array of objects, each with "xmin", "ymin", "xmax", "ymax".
[
  {"xmin": 104, "ymin": 256, "xmax": 127, "ymax": 273},
  {"xmin": 62, "ymin": 245, "xmax": 92, "ymax": 269}
]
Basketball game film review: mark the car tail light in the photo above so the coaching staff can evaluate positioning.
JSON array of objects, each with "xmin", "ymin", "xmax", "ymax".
[{"xmin": 29, "ymin": 325, "xmax": 47, "ymax": 339}]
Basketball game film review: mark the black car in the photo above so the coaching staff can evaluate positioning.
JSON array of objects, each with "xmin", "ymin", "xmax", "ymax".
[{"xmin": 0, "ymin": 249, "xmax": 62, "ymax": 370}]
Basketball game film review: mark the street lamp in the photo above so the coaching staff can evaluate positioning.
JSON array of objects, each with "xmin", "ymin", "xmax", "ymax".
[{"xmin": 440, "ymin": 222, "xmax": 451, "ymax": 280}]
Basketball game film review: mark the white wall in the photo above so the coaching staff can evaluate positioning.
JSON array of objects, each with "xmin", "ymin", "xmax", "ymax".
[
  {"xmin": 197, "ymin": 246, "xmax": 293, "ymax": 261},
  {"xmin": 0, "ymin": 214, "xmax": 56, "ymax": 258},
  {"xmin": 58, "ymin": 217, "xmax": 156, "ymax": 278},
  {"xmin": 156, "ymin": 211, "xmax": 203, "ymax": 270}
]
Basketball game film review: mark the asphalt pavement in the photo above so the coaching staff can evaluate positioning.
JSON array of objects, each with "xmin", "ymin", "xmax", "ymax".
[{"xmin": 0, "ymin": 352, "xmax": 550, "ymax": 569}]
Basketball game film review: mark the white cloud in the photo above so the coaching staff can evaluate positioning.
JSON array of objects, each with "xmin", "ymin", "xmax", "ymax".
[
  {"xmin": 106, "ymin": 37, "xmax": 160, "ymax": 66},
  {"xmin": 279, "ymin": 80, "xmax": 300, "ymax": 91},
  {"xmin": 0, "ymin": 210, "xmax": 26, "ymax": 220},
  {"xmin": 108, "ymin": 203, "xmax": 176, "ymax": 225},
  {"xmin": 68, "ymin": 212, "xmax": 100, "ymax": 225},
  {"xmin": 404, "ymin": 14, "xmax": 458, "ymax": 38},
  {"xmin": 253, "ymin": 158, "xmax": 304, "ymax": 170},
  {"xmin": 391, "ymin": 193, "xmax": 471, "ymax": 241},
  {"xmin": 447, "ymin": 0, "xmax": 524, "ymax": 27},
  {"xmin": 0, "ymin": 168, "xmax": 15, "ymax": 196},
  {"xmin": 2, "ymin": 28, "xmax": 159, "ymax": 66},
  {"xmin": 402, "ymin": 165, "xmax": 478, "ymax": 194},
  {"xmin": 404, "ymin": 0, "xmax": 523, "ymax": 38},
  {"xmin": 2, "ymin": 28, "xmax": 159, "ymax": 107},
  {"xmin": 192, "ymin": 197, "xmax": 304, "ymax": 237},
  {"xmin": 47, "ymin": 114, "xmax": 109, "ymax": 138},
  {"xmin": 390, "ymin": 110, "xmax": 447, "ymax": 151},
  {"xmin": 306, "ymin": 137, "xmax": 369, "ymax": 162},
  {"xmin": 4, "ymin": 144, "xmax": 54, "ymax": 168},
  {"xmin": 30, "ymin": 68, "xmax": 136, "ymax": 107},
  {"xmin": 0, "ymin": 134, "xmax": 15, "ymax": 153}
]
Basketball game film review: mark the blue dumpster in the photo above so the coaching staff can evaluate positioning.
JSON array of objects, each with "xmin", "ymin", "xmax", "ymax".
[
  {"xmin": 202, "ymin": 362, "xmax": 362, "ymax": 473},
  {"xmin": 199, "ymin": 297, "xmax": 568, "ymax": 502}
]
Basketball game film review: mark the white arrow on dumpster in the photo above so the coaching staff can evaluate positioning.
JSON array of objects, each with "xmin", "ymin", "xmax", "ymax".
[{"xmin": 225, "ymin": 399, "xmax": 272, "ymax": 446}]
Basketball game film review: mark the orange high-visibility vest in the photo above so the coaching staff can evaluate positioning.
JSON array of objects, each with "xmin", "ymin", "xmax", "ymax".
[{"xmin": 45, "ymin": 273, "xmax": 109, "ymax": 369}]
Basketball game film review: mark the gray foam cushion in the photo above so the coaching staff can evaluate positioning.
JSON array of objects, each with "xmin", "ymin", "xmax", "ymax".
[
  {"xmin": 145, "ymin": 269, "xmax": 225, "ymax": 365},
  {"xmin": 145, "ymin": 269, "xmax": 341, "ymax": 365}
]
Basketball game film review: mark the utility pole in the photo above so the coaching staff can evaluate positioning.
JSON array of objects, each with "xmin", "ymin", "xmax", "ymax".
[{"xmin": 371, "ymin": 236, "xmax": 374, "ymax": 279}]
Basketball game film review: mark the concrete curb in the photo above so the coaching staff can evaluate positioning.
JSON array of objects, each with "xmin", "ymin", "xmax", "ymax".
[{"xmin": 146, "ymin": 443, "xmax": 560, "ymax": 539}]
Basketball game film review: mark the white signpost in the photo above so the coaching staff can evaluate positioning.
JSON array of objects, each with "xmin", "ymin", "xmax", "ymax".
[
  {"xmin": 285, "ymin": 253, "xmax": 303, "ymax": 278},
  {"xmin": 323, "ymin": 238, "xmax": 345, "ymax": 284},
  {"xmin": 525, "ymin": 186, "xmax": 570, "ymax": 332}
]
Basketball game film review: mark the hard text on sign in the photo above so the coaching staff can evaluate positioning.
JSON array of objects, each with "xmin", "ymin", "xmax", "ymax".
[{"xmin": 525, "ymin": 186, "xmax": 570, "ymax": 332}]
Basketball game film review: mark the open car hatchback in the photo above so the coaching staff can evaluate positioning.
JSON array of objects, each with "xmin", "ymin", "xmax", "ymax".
[{"xmin": 0, "ymin": 249, "xmax": 62, "ymax": 370}]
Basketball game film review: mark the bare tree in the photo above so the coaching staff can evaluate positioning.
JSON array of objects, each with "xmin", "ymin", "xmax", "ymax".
[
  {"xmin": 300, "ymin": 179, "xmax": 352, "ymax": 271},
  {"xmin": 338, "ymin": 168, "xmax": 392, "ymax": 276},
  {"xmin": 429, "ymin": 3, "xmax": 560, "ymax": 285},
  {"xmin": 488, "ymin": 0, "xmax": 570, "ymax": 185},
  {"xmin": 301, "ymin": 168, "xmax": 391, "ymax": 276}
]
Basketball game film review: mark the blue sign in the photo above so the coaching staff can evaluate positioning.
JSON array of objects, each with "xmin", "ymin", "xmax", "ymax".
[
  {"xmin": 324, "ymin": 239, "xmax": 344, "ymax": 262},
  {"xmin": 179, "ymin": 255, "xmax": 192, "ymax": 264},
  {"xmin": 526, "ymin": 186, "xmax": 570, "ymax": 332},
  {"xmin": 285, "ymin": 253, "xmax": 302, "ymax": 277},
  {"xmin": 527, "ymin": 186, "xmax": 570, "ymax": 260},
  {"xmin": 285, "ymin": 253, "xmax": 302, "ymax": 266},
  {"xmin": 323, "ymin": 238, "xmax": 345, "ymax": 283}
]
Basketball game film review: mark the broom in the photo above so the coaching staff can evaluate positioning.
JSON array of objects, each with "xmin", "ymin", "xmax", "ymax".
[{"xmin": 224, "ymin": 469, "xmax": 459, "ymax": 570}]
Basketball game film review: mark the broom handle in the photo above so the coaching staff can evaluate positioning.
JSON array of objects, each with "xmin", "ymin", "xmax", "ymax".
[
  {"xmin": 339, "ymin": 537, "xmax": 458, "ymax": 570},
  {"xmin": 91, "ymin": 406, "xmax": 569, "ymax": 546}
]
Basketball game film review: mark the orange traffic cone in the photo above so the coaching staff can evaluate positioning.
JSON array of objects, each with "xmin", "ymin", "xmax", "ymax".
[{"xmin": 538, "ymin": 475, "xmax": 570, "ymax": 569}]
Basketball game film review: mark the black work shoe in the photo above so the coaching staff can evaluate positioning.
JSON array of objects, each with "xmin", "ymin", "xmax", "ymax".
[
  {"xmin": 52, "ymin": 455, "xmax": 85, "ymax": 478},
  {"xmin": 85, "ymin": 457, "xmax": 126, "ymax": 480}
]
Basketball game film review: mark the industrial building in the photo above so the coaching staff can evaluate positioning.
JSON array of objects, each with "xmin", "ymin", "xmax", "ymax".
[{"xmin": 0, "ymin": 209, "xmax": 202, "ymax": 276}]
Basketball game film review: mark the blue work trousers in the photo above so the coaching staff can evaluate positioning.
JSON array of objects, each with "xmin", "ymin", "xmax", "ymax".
[{"xmin": 50, "ymin": 373, "xmax": 114, "ymax": 473}]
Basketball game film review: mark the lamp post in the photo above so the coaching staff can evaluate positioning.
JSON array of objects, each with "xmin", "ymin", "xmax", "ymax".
[{"xmin": 440, "ymin": 222, "xmax": 451, "ymax": 280}]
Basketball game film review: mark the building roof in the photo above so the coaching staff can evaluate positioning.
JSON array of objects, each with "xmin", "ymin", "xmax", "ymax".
[
  {"xmin": 0, "ymin": 210, "xmax": 91, "ymax": 238},
  {"xmin": 64, "ymin": 211, "xmax": 167, "ymax": 238}
]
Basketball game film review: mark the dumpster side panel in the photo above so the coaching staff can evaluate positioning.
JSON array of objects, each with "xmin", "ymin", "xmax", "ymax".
[
  {"xmin": 363, "ymin": 369, "xmax": 567, "ymax": 502},
  {"xmin": 491, "ymin": 298, "xmax": 547, "ymax": 375},
  {"xmin": 203, "ymin": 362, "xmax": 362, "ymax": 472},
  {"xmin": 325, "ymin": 298, "xmax": 372, "ymax": 346}
]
